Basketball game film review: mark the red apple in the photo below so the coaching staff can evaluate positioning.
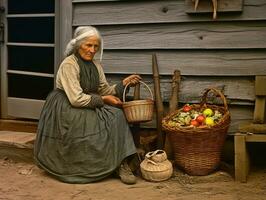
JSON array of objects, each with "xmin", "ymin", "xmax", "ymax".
[
  {"xmin": 190, "ymin": 119, "xmax": 199, "ymax": 127},
  {"xmin": 183, "ymin": 104, "xmax": 192, "ymax": 112},
  {"xmin": 196, "ymin": 115, "xmax": 205, "ymax": 124}
]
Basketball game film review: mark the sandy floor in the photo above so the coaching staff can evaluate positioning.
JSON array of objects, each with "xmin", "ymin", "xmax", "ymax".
[{"xmin": 1, "ymin": 158, "xmax": 266, "ymax": 200}]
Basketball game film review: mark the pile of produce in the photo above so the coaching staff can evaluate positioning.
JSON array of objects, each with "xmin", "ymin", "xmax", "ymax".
[{"xmin": 166, "ymin": 104, "xmax": 223, "ymax": 128}]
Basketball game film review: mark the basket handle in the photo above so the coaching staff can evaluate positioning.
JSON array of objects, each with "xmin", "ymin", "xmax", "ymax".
[
  {"xmin": 145, "ymin": 149, "xmax": 165, "ymax": 159},
  {"xmin": 122, "ymin": 80, "xmax": 154, "ymax": 102},
  {"xmin": 146, "ymin": 159, "xmax": 159, "ymax": 166},
  {"xmin": 200, "ymin": 88, "xmax": 228, "ymax": 111}
]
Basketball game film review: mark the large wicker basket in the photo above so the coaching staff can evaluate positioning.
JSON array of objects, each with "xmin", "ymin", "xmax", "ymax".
[
  {"xmin": 162, "ymin": 88, "xmax": 230, "ymax": 176},
  {"xmin": 122, "ymin": 81, "xmax": 154, "ymax": 123}
]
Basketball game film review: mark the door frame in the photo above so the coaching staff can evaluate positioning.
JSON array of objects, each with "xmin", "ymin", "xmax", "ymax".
[
  {"xmin": 0, "ymin": 0, "xmax": 65, "ymax": 119},
  {"xmin": 0, "ymin": 0, "xmax": 7, "ymax": 118}
]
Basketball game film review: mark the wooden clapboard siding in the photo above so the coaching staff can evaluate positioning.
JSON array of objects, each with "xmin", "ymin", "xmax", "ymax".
[
  {"xmin": 101, "ymin": 50, "xmax": 266, "ymax": 75},
  {"xmin": 65, "ymin": 0, "xmax": 266, "ymax": 132},
  {"xmin": 73, "ymin": 0, "xmax": 266, "ymax": 25},
  {"xmin": 221, "ymin": 106, "xmax": 253, "ymax": 134},
  {"xmin": 107, "ymin": 75, "xmax": 254, "ymax": 105},
  {"xmin": 59, "ymin": 0, "xmax": 73, "ymax": 62},
  {"xmin": 185, "ymin": 0, "xmax": 244, "ymax": 13},
  {"xmin": 93, "ymin": 22, "xmax": 266, "ymax": 50}
]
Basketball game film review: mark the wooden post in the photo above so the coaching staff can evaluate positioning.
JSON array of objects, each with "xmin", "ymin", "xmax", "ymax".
[
  {"xmin": 133, "ymin": 83, "xmax": 140, "ymax": 100},
  {"xmin": 169, "ymin": 70, "xmax": 181, "ymax": 113},
  {"xmin": 254, "ymin": 97, "xmax": 266, "ymax": 123},
  {"xmin": 152, "ymin": 53, "xmax": 164, "ymax": 149},
  {"xmin": 164, "ymin": 70, "xmax": 181, "ymax": 158},
  {"xmin": 234, "ymin": 133, "xmax": 249, "ymax": 183},
  {"xmin": 132, "ymin": 83, "xmax": 141, "ymax": 147},
  {"xmin": 254, "ymin": 76, "xmax": 266, "ymax": 123}
]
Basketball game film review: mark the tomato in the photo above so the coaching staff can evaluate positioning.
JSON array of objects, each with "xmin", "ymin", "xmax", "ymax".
[
  {"xmin": 183, "ymin": 104, "xmax": 192, "ymax": 112},
  {"xmin": 190, "ymin": 119, "xmax": 199, "ymax": 127},
  {"xmin": 196, "ymin": 115, "xmax": 205, "ymax": 124}
]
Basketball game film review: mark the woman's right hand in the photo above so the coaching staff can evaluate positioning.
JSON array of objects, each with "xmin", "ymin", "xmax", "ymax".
[
  {"xmin": 122, "ymin": 74, "xmax": 141, "ymax": 87},
  {"xmin": 102, "ymin": 95, "xmax": 122, "ymax": 107}
]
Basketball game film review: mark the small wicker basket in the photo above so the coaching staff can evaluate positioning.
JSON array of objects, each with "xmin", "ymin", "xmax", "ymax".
[
  {"xmin": 122, "ymin": 81, "xmax": 154, "ymax": 123},
  {"xmin": 140, "ymin": 150, "xmax": 173, "ymax": 182}
]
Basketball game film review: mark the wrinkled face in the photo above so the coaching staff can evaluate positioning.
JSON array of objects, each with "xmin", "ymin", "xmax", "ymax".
[{"xmin": 78, "ymin": 36, "xmax": 100, "ymax": 61}]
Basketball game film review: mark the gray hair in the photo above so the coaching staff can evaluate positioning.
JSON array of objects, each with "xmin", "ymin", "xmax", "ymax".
[{"xmin": 64, "ymin": 26, "xmax": 103, "ymax": 61}]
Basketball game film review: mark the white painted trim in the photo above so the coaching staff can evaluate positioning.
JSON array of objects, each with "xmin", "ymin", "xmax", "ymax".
[
  {"xmin": 7, "ymin": 42, "xmax": 54, "ymax": 47},
  {"xmin": 7, "ymin": 70, "xmax": 54, "ymax": 78},
  {"xmin": 7, "ymin": 13, "xmax": 55, "ymax": 18}
]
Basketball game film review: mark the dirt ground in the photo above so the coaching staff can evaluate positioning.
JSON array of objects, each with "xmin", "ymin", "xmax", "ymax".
[{"xmin": 1, "ymin": 158, "xmax": 266, "ymax": 200}]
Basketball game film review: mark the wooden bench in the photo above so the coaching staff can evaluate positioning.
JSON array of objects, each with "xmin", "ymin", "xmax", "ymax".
[{"xmin": 235, "ymin": 75, "xmax": 266, "ymax": 182}]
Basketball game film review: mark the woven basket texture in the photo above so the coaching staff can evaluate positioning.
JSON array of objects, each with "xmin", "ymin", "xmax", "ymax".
[
  {"xmin": 140, "ymin": 150, "xmax": 173, "ymax": 182},
  {"xmin": 162, "ymin": 88, "xmax": 231, "ymax": 175},
  {"xmin": 122, "ymin": 81, "xmax": 154, "ymax": 123},
  {"xmin": 123, "ymin": 100, "xmax": 154, "ymax": 123}
]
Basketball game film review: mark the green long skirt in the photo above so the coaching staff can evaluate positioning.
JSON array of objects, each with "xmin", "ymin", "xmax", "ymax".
[{"xmin": 34, "ymin": 89, "xmax": 136, "ymax": 183}]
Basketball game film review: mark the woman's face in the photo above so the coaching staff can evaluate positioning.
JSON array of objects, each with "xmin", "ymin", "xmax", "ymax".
[{"xmin": 78, "ymin": 36, "xmax": 100, "ymax": 61}]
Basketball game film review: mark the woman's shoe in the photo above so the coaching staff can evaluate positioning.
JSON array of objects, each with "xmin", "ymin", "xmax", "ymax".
[{"xmin": 119, "ymin": 161, "xmax": 137, "ymax": 185}]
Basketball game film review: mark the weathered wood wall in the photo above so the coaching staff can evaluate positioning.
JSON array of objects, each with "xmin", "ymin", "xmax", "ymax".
[{"xmin": 65, "ymin": 0, "xmax": 266, "ymax": 133}]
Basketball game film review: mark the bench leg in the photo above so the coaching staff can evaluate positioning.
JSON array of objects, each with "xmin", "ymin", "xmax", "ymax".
[{"xmin": 235, "ymin": 134, "xmax": 249, "ymax": 182}]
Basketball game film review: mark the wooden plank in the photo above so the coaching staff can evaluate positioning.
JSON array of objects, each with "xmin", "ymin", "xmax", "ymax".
[
  {"xmin": 152, "ymin": 54, "xmax": 164, "ymax": 149},
  {"xmin": 245, "ymin": 134, "xmax": 266, "ymax": 142},
  {"xmin": 228, "ymin": 106, "xmax": 254, "ymax": 135},
  {"xmin": 59, "ymin": 0, "xmax": 73, "ymax": 61},
  {"xmin": 1, "ymin": 0, "xmax": 8, "ymax": 118},
  {"xmin": 0, "ymin": 119, "xmax": 37, "ymax": 133},
  {"xmin": 0, "ymin": 131, "xmax": 35, "ymax": 148},
  {"xmin": 101, "ymin": 50, "xmax": 266, "ymax": 76},
  {"xmin": 7, "ymin": 98, "xmax": 45, "ymax": 120},
  {"xmin": 234, "ymin": 134, "xmax": 248, "ymax": 182},
  {"xmin": 107, "ymin": 75, "xmax": 255, "ymax": 104},
  {"xmin": 253, "ymin": 97, "xmax": 266, "ymax": 123},
  {"xmin": 255, "ymin": 76, "xmax": 266, "ymax": 96},
  {"xmin": 185, "ymin": 0, "xmax": 243, "ymax": 13},
  {"xmin": 72, "ymin": 0, "xmax": 266, "ymax": 25},
  {"xmin": 95, "ymin": 22, "xmax": 266, "ymax": 50},
  {"xmin": 162, "ymin": 77, "xmax": 254, "ymax": 104},
  {"xmin": 55, "ymin": 0, "xmax": 61, "ymax": 81},
  {"xmin": 239, "ymin": 122, "xmax": 266, "ymax": 133},
  {"xmin": 7, "ymin": 14, "xmax": 55, "ymax": 18},
  {"xmin": 165, "ymin": 70, "xmax": 181, "ymax": 158}
]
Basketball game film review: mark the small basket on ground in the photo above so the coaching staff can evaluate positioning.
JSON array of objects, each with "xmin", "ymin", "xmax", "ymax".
[
  {"xmin": 140, "ymin": 150, "xmax": 173, "ymax": 182},
  {"xmin": 162, "ymin": 88, "xmax": 231, "ymax": 176},
  {"xmin": 122, "ymin": 80, "xmax": 154, "ymax": 123}
]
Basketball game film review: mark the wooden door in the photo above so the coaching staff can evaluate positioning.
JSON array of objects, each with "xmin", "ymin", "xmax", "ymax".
[{"xmin": 0, "ymin": 0, "xmax": 59, "ymax": 119}]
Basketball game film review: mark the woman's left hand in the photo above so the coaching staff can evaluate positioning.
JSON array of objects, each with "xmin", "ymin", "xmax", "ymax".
[
  {"xmin": 122, "ymin": 74, "xmax": 141, "ymax": 87},
  {"xmin": 102, "ymin": 95, "xmax": 122, "ymax": 107}
]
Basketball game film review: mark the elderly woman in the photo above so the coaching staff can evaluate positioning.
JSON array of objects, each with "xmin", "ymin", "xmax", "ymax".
[{"xmin": 34, "ymin": 26, "xmax": 141, "ymax": 184}]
